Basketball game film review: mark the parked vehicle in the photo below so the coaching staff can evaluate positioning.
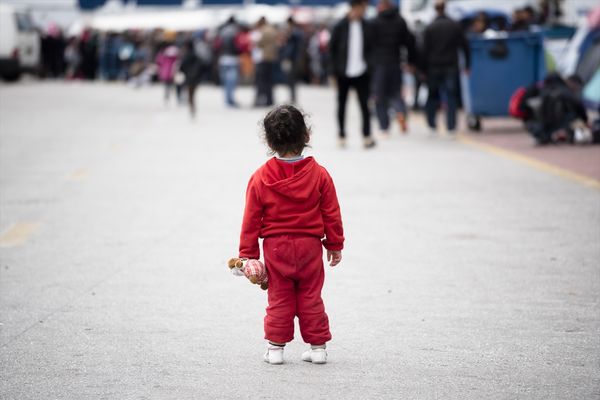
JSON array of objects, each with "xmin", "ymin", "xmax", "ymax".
[{"xmin": 0, "ymin": 4, "xmax": 40, "ymax": 81}]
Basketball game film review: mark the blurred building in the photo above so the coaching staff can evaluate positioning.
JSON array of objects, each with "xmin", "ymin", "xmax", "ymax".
[
  {"xmin": 0, "ymin": 0, "xmax": 79, "ymax": 28},
  {"xmin": 68, "ymin": 0, "xmax": 355, "ymax": 33},
  {"xmin": 78, "ymin": 0, "xmax": 350, "ymax": 7}
]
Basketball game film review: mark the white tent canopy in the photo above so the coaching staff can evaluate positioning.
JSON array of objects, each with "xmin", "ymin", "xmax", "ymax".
[
  {"xmin": 69, "ymin": 4, "xmax": 310, "ymax": 34},
  {"xmin": 91, "ymin": 9, "xmax": 216, "ymax": 31}
]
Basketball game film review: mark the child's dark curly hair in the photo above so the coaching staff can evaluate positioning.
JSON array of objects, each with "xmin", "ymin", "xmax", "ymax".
[{"xmin": 262, "ymin": 105, "xmax": 310, "ymax": 156}]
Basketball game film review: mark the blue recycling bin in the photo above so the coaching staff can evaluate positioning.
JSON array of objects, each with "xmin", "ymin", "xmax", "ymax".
[{"xmin": 461, "ymin": 32, "xmax": 546, "ymax": 131}]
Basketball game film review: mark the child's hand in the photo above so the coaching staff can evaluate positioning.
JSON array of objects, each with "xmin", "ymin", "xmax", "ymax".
[{"xmin": 327, "ymin": 250, "xmax": 342, "ymax": 267}]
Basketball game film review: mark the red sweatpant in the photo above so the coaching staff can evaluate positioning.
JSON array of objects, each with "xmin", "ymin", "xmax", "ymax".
[{"xmin": 263, "ymin": 235, "xmax": 331, "ymax": 345}]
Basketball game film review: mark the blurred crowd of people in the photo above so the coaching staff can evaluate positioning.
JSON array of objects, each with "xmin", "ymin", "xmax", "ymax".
[
  {"xmin": 465, "ymin": 0, "xmax": 564, "ymax": 35},
  {"xmin": 37, "ymin": 1, "xmax": 561, "ymax": 87},
  {"xmin": 38, "ymin": 17, "xmax": 332, "ymax": 104},
  {"xmin": 36, "ymin": 0, "xmax": 593, "ymax": 144},
  {"xmin": 38, "ymin": 15, "xmax": 336, "ymax": 118}
]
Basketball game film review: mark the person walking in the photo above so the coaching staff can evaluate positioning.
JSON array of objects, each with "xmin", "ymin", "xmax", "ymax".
[
  {"xmin": 308, "ymin": 24, "xmax": 330, "ymax": 86},
  {"xmin": 79, "ymin": 29, "xmax": 98, "ymax": 80},
  {"xmin": 371, "ymin": 0, "xmax": 417, "ymax": 135},
  {"xmin": 411, "ymin": 28, "xmax": 426, "ymax": 111},
  {"xmin": 253, "ymin": 17, "xmax": 279, "ymax": 107},
  {"xmin": 41, "ymin": 23, "xmax": 66, "ymax": 78},
  {"xmin": 329, "ymin": 0, "xmax": 375, "ymax": 149},
  {"xmin": 422, "ymin": 0, "xmax": 470, "ymax": 135},
  {"xmin": 236, "ymin": 105, "xmax": 344, "ymax": 365},
  {"xmin": 179, "ymin": 40, "xmax": 203, "ymax": 119},
  {"xmin": 64, "ymin": 37, "xmax": 82, "ymax": 80},
  {"xmin": 217, "ymin": 17, "xmax": 241, "ymax": 108},
  {"xmin": 281, "ymin": 17, "xmax": 304, "ymax": 104},
  {"xmin": 155, "ymin": 43, "xmax": 180, "ymax": 105}
]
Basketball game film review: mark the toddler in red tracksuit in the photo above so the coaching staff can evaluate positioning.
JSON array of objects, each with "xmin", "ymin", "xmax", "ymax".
[{"xmin": 238, "ymin": 105, "xmax": 344, "ymax": 365}]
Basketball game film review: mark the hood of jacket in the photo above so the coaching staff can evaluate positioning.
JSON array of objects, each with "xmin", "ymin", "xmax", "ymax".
[{"xmin": 259, "ymin": 157, "xmax": 319, "ymax": 201}]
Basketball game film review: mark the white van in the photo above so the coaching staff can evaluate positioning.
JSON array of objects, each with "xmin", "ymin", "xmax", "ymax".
[{"xmin": 0, "ymin": 4, "xmax": 40, "ymax": 81}]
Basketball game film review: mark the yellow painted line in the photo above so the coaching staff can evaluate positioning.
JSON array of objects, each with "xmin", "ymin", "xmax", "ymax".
[
  {"xmin": 0, "ymin": 223, "xmax": 41, "ymax": 248},
  {"xmin": 457, "ymin": 134, "xmax": 600, "ymax": 190},
  {"xmin": 68, "ymin": 168, "xmax": 89, "ymax": 181}
]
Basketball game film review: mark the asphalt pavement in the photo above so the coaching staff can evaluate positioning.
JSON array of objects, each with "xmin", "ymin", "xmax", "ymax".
[{"xmin": 0, "ymin": 82, "xmax": 599, "ymax": 400}]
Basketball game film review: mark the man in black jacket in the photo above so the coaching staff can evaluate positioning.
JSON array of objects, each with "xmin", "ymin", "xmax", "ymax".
[
  {"xmin": 329, "ymin": 0, "xmax": 374, "ymax": 149},
  {"xmin": 371, "ymin": 0, "xmax": 417, "ymax": 135},
  {"xmin": 422, "ymin": 0, "xmax": 470, "ymax": 134}
]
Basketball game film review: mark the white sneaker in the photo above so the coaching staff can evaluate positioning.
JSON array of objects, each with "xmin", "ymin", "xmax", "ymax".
[
  {"xmin": 301, "ymin": 348, "xmax": 327, "ymax": 364},
  {"xmin": 264, "ymin": 346, "xmax": 284, "ymax": 365}
]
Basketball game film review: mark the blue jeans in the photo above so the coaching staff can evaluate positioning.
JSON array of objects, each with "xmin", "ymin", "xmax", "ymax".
[
  {"xmin": 372, "ymin": 64, "xmax": 406, "ymax": 131},
  {"xmin": 219, "ymin": 64, "xmax": 239, "ymax": 106},
  {"xmin": 426, "ymin": 66, "xmax": 458, "ymax": 131}
]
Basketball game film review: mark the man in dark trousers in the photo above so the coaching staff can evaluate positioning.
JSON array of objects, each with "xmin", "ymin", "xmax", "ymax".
[
  {"xmin": 281, "ymin": 17, "xmax": 304, "ymax": 104},
  {"xmin": 422, "ymin": 0, "xmax": 470, "ymax": 135},
  {"xmin": 371, "ymin": 0, "xmax": 417, "ymax": 135},
  {"xmin": 330, "ymin": 0, "xmax": 375, "ymax": 149},
  {"xmin": 254, "ymin": 17, "xmax": 279, "ymax": 107}
]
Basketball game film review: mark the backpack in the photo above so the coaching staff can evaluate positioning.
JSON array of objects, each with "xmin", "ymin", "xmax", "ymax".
[
  {"xmin": 509, "ymin": 87, "xmax": 528, "ymax": 119},
  {"xmin": 540, "ymin": 86, "xmax": 568, "ymax": 130}
]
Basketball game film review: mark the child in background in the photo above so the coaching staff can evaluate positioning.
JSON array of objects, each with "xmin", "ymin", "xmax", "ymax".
[{"xmin": 237, "ymin": 105, "xmax": 344, "ymax": 365}]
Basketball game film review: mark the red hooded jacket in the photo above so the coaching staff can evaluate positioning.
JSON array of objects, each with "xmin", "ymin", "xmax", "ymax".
[{"xmin": 239, "ymin": 157, "xmax": 344, "ymax": 260}]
